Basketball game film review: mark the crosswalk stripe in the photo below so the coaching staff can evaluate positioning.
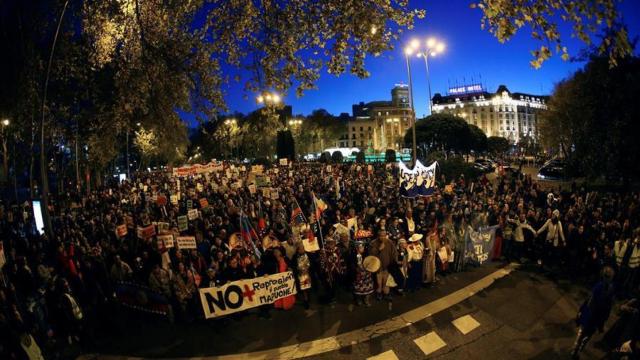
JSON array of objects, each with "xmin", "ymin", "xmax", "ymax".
[
  {"xmin": 413, "ymin": 331, "xmax": 447, "ymax": 356},
  {"xmin": 367, "ymin": 349, "xmax": 400, "ymax": 360},
  {"xmin": 451, "ymin": 314, "xmax": 481, "ymax": 335}
]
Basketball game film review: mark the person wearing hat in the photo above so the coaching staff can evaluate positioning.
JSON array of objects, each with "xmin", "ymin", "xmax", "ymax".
[
  {"xmin": 572, "ymin": 266, "xmax": 616, "ymax": 359},
  {"xmin": 406, "ymin": 234, "xmax": 424, "ymax": 291},
  {"xmin": 352, "ymin": 242, "xmax": 375, "ymax": 307},
  {"xmin": 536, "ymin": 208, "xmax": 565, "ymax": 267}
]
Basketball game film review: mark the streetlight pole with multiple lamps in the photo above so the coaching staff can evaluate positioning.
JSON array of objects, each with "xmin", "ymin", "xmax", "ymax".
[{"xmin": 404, "ymin": 37, "xmax": 445, "ymax": 165}]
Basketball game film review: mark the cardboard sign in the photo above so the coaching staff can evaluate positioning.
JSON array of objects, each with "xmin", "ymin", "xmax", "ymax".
[
  {"xmin": 279, "ymin": 158, "xmax": 288, "ymax": 166},
  {"xmin": 177, "ymin": 215, "xmax": 188, "ymax": 232},
  {"xmin": 187, "ymin": 209, "xmax": 199, "ymax": 221},
  {"xmin": 155, "ymin": 222, "xmax": 170, "ymax": 232},
  {"xmin": 157, "ymin": 234, "xmax": 175, "ymax": 249},
  {"xmin": 199, "ymin": 198, "xmax": 209, "ymax": 208},
  {"xmin": 248, "ymin": 184, "xmax": 257, "ymax": 194},
  {"xmin": 196, "ymin": 183, "xmax": 204, "ymax": 193},
  {"xmin": 136, "ymin": 225, "xmax": 156, "ymax": 240},
  {"xmin": 270, "ymin": 189, "xmax": 279, "ymax": 200},
  {"xmin": 170, "ymin": 194, "xmax": 178, "ymax": 205},
  {"xmin": 115, "ymin": 224, "xmax": 128, "ymax": 238},
  {"xmin": 187, "ymin": 199, "xmax": 193, "ymax": 209},
  {"xmin": 251, "ymin": 165, "xmax": 264, "ymax": 174},
  {"xmin": 176, "ymin": 236, "xmax": 197, "ymax": 249}
]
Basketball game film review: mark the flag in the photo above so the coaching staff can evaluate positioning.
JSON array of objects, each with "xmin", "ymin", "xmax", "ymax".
[
  {"xmin": 240, "ymin": 212, "xmax": 261, "ymax": 257},
  {"xmin": 313, "ymin": 193, "xmax": 327, "ymax": 219},
  {"xmin": 291, "ymin": 201, "xmax": 306, "ymax": 226}
]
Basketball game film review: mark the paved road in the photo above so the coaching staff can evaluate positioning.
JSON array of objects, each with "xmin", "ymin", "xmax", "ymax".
[
  {"xmin": 82, "ymin": 262, "xmax": 623, "ymax": 360},
  {"xmin": 307, "ymin": 266, "xmax": 606, "ymax": 360}
]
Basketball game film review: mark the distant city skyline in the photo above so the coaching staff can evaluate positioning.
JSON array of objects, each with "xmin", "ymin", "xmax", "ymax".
[{"xmin": 181, "ymin": 1, "xmax": 640, "ymax": 126}]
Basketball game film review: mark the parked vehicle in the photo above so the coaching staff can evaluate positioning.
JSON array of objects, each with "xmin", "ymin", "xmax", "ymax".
[
  {"xmin": 537, "ymin": 159, "xmax": 566, "ymax": 180},
  {"xmin": 474, "ymin": 158, "xmax": 496, "ymax": 172}
]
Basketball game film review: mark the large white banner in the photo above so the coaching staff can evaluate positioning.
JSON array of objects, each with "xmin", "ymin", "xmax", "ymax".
[
  {"xmin": 199, "ymin": 271, "xmax": 297, "ymax": 318},
  {"xmin": 172, "ymin": 161, "xmax": 223, "ymax": 177},
  {"xmin": 398, "ymin": 160, "xmax": 438, "ymax": 198}
]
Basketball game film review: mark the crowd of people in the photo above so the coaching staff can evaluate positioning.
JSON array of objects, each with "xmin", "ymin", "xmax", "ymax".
[{"xmin": 0, "ymin": 160, "xmax": 638, "ymax": 359}]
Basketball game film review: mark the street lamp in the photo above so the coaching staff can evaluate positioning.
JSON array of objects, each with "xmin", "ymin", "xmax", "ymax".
[
  {"xmin": 288, "ymin": 119, "xmax": 302, "ymax": 126},
  {"xmin": 404, "ymin": 45, "xmax": 418, "ymax": 166},
  {"xmin": 415, "ymin": 37, "xmax": 445, "ymax": 115},
  {"xmin": 1, "ymin": 119, "xmax": 9, "ymax": 127},
  {"xmin": 257, "ymin": 91, "xmax": 282, "ymax": 106}
]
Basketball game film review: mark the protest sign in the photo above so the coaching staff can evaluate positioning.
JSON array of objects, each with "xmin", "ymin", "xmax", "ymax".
[
  {"xmin": 465, "ymin": 225, "xmax": 499, "ymax": 265},
  {"xmin": 279, "ymin": 158, "xmax": 288, "ymax": 166},
  {"xmin": 398, "ymin": 160, "xmax": 438, "ymax": 198},
  {"xmin": 115, "ymin": 224, "xmax": 128, "ymax": 238},
  {"xmin": 170, "ymin": 194, "xmax": 178, "ymax": 205},
  {"xmin": 172, "ymin": 161, "xmax": 224, "ymax": 177},
  {"xmin": 177, "ymin": 215, "xmax": 188, "ymax": 232},
  {"xmin": 155, "ymin": 222, "xmax": 170, "ymax": 232},
  {"xmin": 270, "ymin": 189, "xmax": 279, "ymax": 200},
  {"xmin": 136, "ymin": 225, "xmax": 156, "ymax": 240},
  {"xmin": 196, "ymin": 183, "xmax": 204, "ymax": 193},
  {"xmin": 157, "ymin": 234, "xmax": 174, "ymax": 249},
  {"xmin": 176, "ymin": 236, "xmax": 197, "ymax": 249},
  {"xmin": 251, "ymin": 165, "xmax": 264, "ymax": 174},
  {"xmin": 186, "ymin": 199, "xmax": 193, "ymax": 209},
  {"xmin": 187, "ymin": 209, "xmax": 199, "ymax": 221},
  {"xmin": 255, "ymin": 176, "xmax": 270, "ymax": 187},
  {"xmin": 199, "ymin": 271, "xmax": 297, "ymax": 318},
  {"xmin": 248, "ymin": 184, "xmax": 257, "ymax": 194}
]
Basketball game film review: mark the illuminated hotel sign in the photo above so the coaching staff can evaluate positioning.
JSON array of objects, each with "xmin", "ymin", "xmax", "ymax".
[{"xmin": 448, "ymin": 84, "xmax": 483, "ymax": 95}]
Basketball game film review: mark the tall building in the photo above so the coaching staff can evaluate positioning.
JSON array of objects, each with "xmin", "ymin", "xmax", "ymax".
[
  {"xmin": 342, "ymin": 84, "xmax": 414, "ymax": 151},
  {"xmin": 431, "ymin": 84, "xmax": 548, "ymax": 143}
]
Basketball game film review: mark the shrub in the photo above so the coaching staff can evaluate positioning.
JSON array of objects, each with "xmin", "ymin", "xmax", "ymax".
[
  {"xmin": 331, "ymin": 151, "xmax": 344, "ymax": 163},
  {"xmin": 355, "ymin": 151, "xmax": 365, "ymax": 164}
]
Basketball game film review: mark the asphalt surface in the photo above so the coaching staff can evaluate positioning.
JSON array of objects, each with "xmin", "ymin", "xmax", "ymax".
[{"xmin": 83, "ymin": 261, "xmax": 624, "ymax": 360}]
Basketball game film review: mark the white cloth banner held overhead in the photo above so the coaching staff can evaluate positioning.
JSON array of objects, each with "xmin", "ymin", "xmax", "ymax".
[
  {"xmin": 199, "ymin": 271, "xmax": 297, "ymax": 318},
  {"xmin": 398, "ymin": 160, "xmax": 438, "ymax": 198}
]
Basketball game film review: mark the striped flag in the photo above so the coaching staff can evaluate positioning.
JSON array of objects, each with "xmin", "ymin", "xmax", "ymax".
[
  {"xmin": 312, "ymin": 193, "xmax": 327, "ymax": 219},
  {"xmin": 291, "ymin": 202, "xmax": 306, "ymax": 226},
  {"xmin": 239, "ymin": 212, "xmax": 261, "ymax": 257}
]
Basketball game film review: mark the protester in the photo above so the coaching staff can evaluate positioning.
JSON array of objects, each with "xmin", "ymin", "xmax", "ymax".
[{"xmin": 0, "ymin": 160, "xmax": 638, "ymax": 359}]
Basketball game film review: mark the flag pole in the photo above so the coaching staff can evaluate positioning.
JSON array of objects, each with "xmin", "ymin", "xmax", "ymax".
[{"xmin": 312, "ymin": 193, "xmax": 325, "ymax": 249}]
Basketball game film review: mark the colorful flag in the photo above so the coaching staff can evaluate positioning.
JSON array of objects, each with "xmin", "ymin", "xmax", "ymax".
[
  {"xmin": 291, "ymin": 201, "xmax": 306, "ymax": 226},
  {"xmin": 313, "ymin": 193, "xmax": 327, "ymax": 219},
  {"xmin": 240, "ymin": 212, "xmax": 261, "ymax": 257}
]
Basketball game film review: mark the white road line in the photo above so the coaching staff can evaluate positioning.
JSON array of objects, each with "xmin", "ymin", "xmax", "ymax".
[
  {"xmin": 451, "ymin": 314, "xmax": 481, "ymax": 335},
  {"xmin": 80, "ymin": 263, "xmax": 517, "ymax": 360},
  {"xmin": 413, "ymin": 331, "xmax": 447, "ymax": 356},
  {"xmin": 367, "ymin": 349, "xmax": 400, "ymax": 360}
]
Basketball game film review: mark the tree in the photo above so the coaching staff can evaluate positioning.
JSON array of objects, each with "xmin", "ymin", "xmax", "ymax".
[
  {"xmin": 134, "ymin": 127, "xmax": 158, "ymax": 168},
  {"xmin": 407, "ymin": 114, "xmax": 471, "ymax": 154},
  {"xmin": 539, "ymin": 55, "xmax": 640, "ymax": 182},
  {"xmin": 468, "ymin": 124, "xmax": 488, "ymax": 154},
  {"xmin": 385, "ymin": 149, "xmax": 396, "ymax": 163},
  {"xmin": 473, "ymin": 0, "xmax": 632, "ymax": 68},
  {"xmin": 331, "ymin": 151, "xmax": 344, "ymax": 163},
  {"xmin": 487, "ymin": 136, "xmax": 510, "ymax": 156},
  {"xmin": 277, "ymin": 130, "xmax": 295, "ymax": 160},
  {"xmin": 355, "ymin": 151, "xmax": 365, "ymax": 164},
  {"xmin": 319, "ymin": 151, "xmax": 331, "ymax": 163}
]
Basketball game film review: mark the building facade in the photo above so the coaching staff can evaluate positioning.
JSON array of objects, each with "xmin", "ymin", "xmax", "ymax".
[
  {"xmin": 431, "ymin": 84, "xmax": 548, "ymax": 143},
  {"xmin": 341, "ymin": 84, "xmax": 414, "ymax": 151}
]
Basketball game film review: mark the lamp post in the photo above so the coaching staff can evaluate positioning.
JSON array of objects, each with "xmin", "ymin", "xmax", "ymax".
[
  {"xmin": 1, "ymin": 119, "xmax": 10, "ymax": 185},
  {"xmin": 416, "ymin": 38, "xmax": 445, "ymax": 115},
  {"xmin": 404, "ymin": 41, "xmax": 419, "ymax": 166},
  {"xmin": 224, "ymin": 118, "xmax": 237, "ymax": 159}
]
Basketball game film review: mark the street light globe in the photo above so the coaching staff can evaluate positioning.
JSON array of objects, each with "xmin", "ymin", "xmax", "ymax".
[
  {"xmin": 1, "ymin": 119, "xmax": 9, "ymax": 126},
  {"xmin": 404, "ymin": 47, "xmax": 414, "ymax": 56},
  {"xmin": 265, "ymin": 94, "xmax": 272, "ymax": 102},
  {"xmin": 436, "ymin": 42, "xmax": 445, "ymax": 53},
  {"xmin": 410, "ymin": 38, "xmax": 420, "ymax": 49},
  {"xmin": 257, "ymin": 95, "xmax": 264, "ymax": 103},
  {"xmin": 272, "ymin": 93, "xmax": 281, "ymax": 103},
  {"xmin": 426, "ymin": 38, "xmax": 436, "ymax": 49}
]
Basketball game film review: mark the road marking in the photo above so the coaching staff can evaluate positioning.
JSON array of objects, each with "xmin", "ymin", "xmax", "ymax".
[
  {"xmin": 367, "ymin": 349, "xmax": 400, "ymax": 360},
  {"xmin": 79, "ymin": 264, "xmax": 517, "ymax": 360},
  {"xmin": 413, "ymin": 331, "xmax": 447, "ymax": 356},
  {"xmin": 452, "ymin": 314, "xmax": 481, "ymax": 335}
]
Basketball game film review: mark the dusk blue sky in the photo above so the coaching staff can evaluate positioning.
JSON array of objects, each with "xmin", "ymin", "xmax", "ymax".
[{"xmin": 183, "ymin": 1, "xmax": 640, "ymax": 125}]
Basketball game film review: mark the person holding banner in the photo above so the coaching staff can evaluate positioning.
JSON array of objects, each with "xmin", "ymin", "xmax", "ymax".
[
  {"xmin": 369, "ymin": 230, "xmax": 397, "ymax": 302},
  {"xmin": 292, "ymin": 244, "xmax": 312, "ymax": 309},
  {"xmin": 273, "ymin": 249, "xmax": 296, "ymax": 310}
]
